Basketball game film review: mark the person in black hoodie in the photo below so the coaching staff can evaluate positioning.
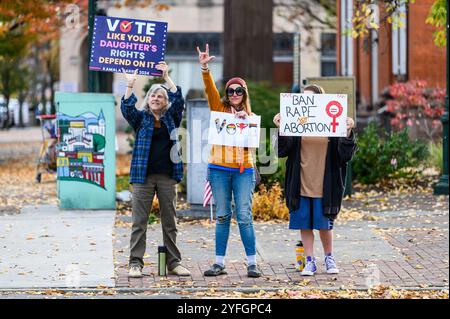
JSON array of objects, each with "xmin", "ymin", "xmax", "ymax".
[{"xmin": 272, "ymin": 84, "xmax": 357, "ymax": 276}]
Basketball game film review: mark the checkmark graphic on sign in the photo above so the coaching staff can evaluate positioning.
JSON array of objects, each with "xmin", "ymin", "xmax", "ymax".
[{"xmin": 119, "ymin": 20, "xmax": 133, "ymax": 32}]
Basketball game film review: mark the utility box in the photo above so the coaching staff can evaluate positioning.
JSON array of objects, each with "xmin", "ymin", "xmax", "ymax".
[
  {"xmin": 186, "ymin": 99, "xmax": 212, "ymax": 207},
  {"xmin": 55, "ymin": 92, "xmax": 116, "ymax": 209}
]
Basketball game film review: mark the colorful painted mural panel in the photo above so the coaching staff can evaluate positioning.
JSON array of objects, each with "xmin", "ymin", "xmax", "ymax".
[{"xmin": 56, "ymin": 110, "xmax": 106, "ymax": 189}]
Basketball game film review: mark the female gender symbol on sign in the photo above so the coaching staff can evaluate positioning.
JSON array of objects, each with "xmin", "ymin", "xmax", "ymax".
[
  {"xmin": 325, "ymin": 101, "xmax": 344, "ymax": 133},
  {"xmin": 237, "ymin": 123, "xmax": 248, "ymax": 134}
]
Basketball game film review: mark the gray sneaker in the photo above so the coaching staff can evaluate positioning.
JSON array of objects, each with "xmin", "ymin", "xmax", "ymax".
[
  {"xmin": 247, "ymin": 264, "xmax": 262, "ymax": 278},
  {"xmin": 204, "ymin": 263, "xmax": 227, "ymax": 276}
]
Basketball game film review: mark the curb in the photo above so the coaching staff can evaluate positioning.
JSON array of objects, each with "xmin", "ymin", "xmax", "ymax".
[{"xmin": 0, "ymin": 286, "xmax": 448, "ymax": 294}]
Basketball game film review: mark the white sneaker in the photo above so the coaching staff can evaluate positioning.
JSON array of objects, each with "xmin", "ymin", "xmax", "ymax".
[
  {"xmin": 301, "ymin": 256, "xmax": 317, "ymax": 276},
  {"xmin": 325, "ymin": 254, "xmax": 339, "ymax": 274},
  {"xmin": 128, "ymin": 265, "xmax": 143, "ymax": 278},
  {"xmin": 168, "ymin": 265, "xmax": 191, "ymax": 276}
]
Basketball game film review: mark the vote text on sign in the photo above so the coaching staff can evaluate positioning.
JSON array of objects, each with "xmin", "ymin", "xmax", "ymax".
[{"xmin": 208, "ymin": 111, "xmax": 261, "ymax": 148}]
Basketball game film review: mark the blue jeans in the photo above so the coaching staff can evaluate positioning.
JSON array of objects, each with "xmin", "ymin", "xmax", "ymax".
[{"xmin": 207, "ymin": 167, "xmax": 257, "ymax": 257}]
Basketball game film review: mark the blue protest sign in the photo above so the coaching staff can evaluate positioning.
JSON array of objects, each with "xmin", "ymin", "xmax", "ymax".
[{"xmin": 89, "ymin": 15, "xmax": 168, "ymax": 76}]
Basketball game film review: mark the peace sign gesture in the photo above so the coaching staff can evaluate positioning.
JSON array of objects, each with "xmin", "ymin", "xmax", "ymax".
[{"xmin": 196, "ymin": 43, "xmax": 215, "ymax": 67}]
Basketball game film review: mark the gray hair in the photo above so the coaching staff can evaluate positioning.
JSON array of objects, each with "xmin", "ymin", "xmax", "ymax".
[{"xmin": 141, "ymin": 84, "xmax": 170, "ymax": 113}]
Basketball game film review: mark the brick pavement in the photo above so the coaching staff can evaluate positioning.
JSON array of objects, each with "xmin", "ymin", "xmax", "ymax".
[{"xmin": 113, "ymin": 203, "xmax": 449, "ymax": 290}]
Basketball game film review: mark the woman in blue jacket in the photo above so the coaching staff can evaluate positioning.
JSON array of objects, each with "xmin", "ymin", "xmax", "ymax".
[{"xmin": 121, "ymin": 62, "xmax": 190, "ymax": 278}]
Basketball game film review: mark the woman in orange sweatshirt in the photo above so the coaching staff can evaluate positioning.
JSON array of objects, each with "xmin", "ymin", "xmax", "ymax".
[{"xmin": 197, "ymin": 44, "xmax": 261, "ymax": 278}]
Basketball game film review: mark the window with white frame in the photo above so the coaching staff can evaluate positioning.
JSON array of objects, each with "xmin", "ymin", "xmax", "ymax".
[
  {"xmin": 321, "ymin": 33, "xmax": 337, "ymax": 76},
  {"xmin": 392, "ymin": 4, "xmax": 408, "ymax": 78},
  {"xmin": 340, "ymin": 0, "xmax": 353, "ymax": 76}
]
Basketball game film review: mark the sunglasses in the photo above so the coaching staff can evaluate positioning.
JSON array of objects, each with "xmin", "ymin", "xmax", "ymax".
[{"xmin": 226, "ymin": 87, "xmax": 245, "ymax": 97}]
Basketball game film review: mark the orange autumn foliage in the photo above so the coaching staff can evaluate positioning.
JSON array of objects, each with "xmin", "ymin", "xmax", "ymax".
[{"xmin": 252, "ymin": 183, "xmax": 289, "ymax": 221}]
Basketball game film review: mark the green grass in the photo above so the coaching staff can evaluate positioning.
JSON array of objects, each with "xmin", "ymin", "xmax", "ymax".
[{"xmin": 427, "ymin": 142, "xmax": 443, "ymax": 173}]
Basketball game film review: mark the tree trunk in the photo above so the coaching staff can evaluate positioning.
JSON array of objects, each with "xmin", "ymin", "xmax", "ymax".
[
  {"xmin": 18, "ymin": 92, "xmax": 26, "ymax": 128},
  {"xmin": 40, "ymin": 82, "xmax": 47, "ymax": 115},
  {"xmin": 49, "ymin": 77, "xmax": 56, "ymax": 115},
  {"xmin": 29, "ymin": 47, "xmax": 40, "ymax": 125},
  {"xmin": 223, "ymin": 0, "xmax": 273, "ymax": 83},
  {"xmin": 18, "ymin": 100, "xmax": 24, "ymax": 128},
  {"xmin": 1, "ymin": 70, "xmax": 11, "ymax": 129}
]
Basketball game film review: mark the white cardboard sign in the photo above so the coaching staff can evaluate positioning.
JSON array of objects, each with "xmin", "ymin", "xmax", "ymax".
[
  {"xmin": 208, "ymin": 111, "xmax": 261, "ymax": 148},
  {"xmin": 280, "ymin": 93, "xmax": 348, "ymax": 137}
]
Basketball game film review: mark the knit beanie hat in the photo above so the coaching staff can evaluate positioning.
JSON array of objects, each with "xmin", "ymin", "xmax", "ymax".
[{"xmin": 225, "ymin": 77, "xmax": 247, "ymax": 89}]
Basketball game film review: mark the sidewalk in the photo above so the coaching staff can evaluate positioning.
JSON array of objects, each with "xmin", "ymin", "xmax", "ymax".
[
  {"xmin": 0, "ymin": 200, "xmax": 447, "ymax": 292},
  {"xmin": 113, "ymin": 206, "xmax": 449, "ymax": 291},
  {"xmin": 0, "ymin": 205, "xmax": 115, "ymax": 289}
]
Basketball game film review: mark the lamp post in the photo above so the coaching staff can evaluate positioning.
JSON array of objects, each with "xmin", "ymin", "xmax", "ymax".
[
  {"xmin": 87, "ymin": 0, "xmax": 99, "ymax": 93},
  {"xmin": 434, "ymin": 0, "xmax": 449, "ymax": 195}
]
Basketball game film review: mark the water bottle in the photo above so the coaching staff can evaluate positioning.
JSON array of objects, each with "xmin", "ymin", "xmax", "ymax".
[
  {"xmin": 295, "ymin": 240, "xmax": 305, "ymax": 271},
  {"xmin": 158, "ymin": 246, "xmax": 167, "ymax": 276}
]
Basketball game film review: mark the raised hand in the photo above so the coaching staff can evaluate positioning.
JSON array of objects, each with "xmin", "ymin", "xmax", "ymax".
[
  {"xmin": 155, "ymin": 61, "xmax": 169, "ymax": 79},
  {"xmin": 196, "ymin": 43, "xmax": 215, "ymax": 67},
  {"xmin": 122, "ymin": 68, "xmax": 138, "ymax": 87}
]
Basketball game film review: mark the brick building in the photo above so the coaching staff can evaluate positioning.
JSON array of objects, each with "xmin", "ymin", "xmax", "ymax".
[{"xmin": 337, "ymin": 0, "xmax": 446, "ymax": 114}]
